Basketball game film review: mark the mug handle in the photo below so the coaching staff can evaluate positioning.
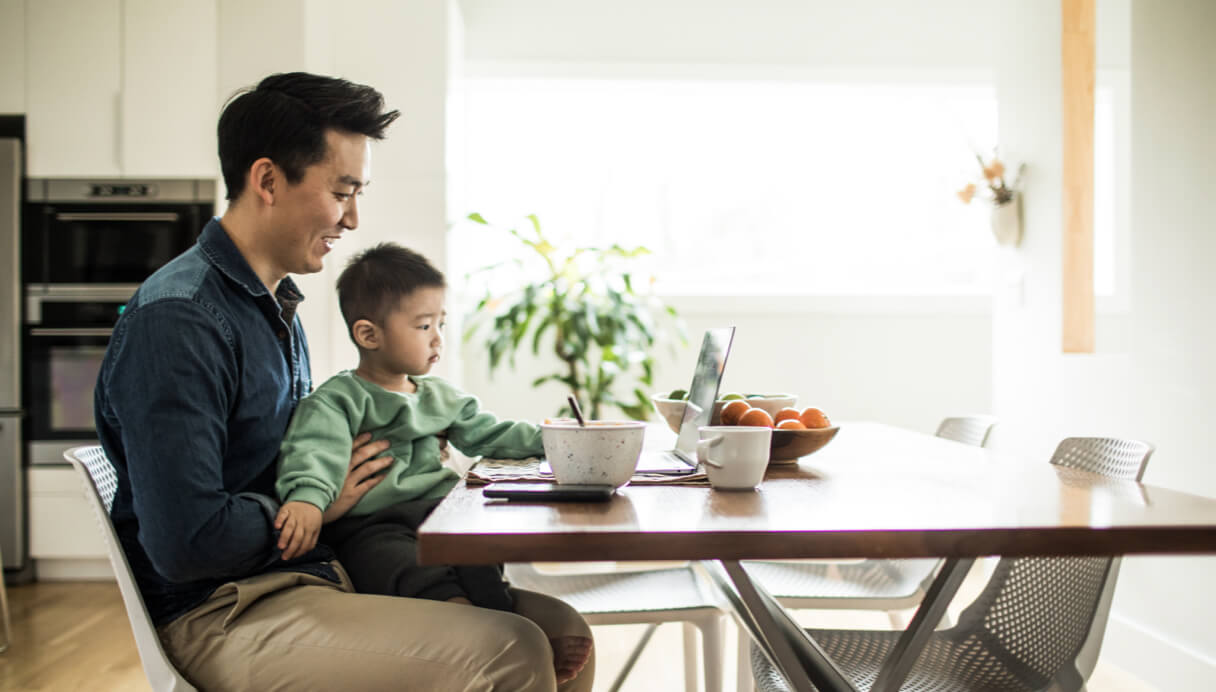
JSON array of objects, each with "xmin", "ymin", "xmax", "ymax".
[{"xmin": 697, "ymin": 435, "xmax": 725, "ymax": 468}]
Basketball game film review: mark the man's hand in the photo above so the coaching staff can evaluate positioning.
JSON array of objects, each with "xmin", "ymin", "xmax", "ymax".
[
  {"xmin": 321, "ymin": 432, "xmax": 394, "ymax": 524},
  {"xmin": 274, "ymin": 501, "xmax": 322, "ymax": 560}
]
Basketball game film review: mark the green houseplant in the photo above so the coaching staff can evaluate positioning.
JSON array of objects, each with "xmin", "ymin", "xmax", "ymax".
[{"xmin": 461, "ymin": 213, "xmax": 684, "ymax": 420}]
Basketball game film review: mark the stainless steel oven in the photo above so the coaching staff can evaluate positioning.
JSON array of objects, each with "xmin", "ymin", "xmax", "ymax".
[
  {"xmin": 25, "ymin": 178, "xmax": 214, "ymax": 289},
  {"xmin": 24, "ymin": 289, "xmax": 131, "ymax": 465},
  {"xmin": 22, "ymin": 178, "xmax": 215, "ymax": 466}
]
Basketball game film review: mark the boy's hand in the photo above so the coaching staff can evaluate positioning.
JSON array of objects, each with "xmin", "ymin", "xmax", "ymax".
[
  {"xmin": 274, "ymin": 501, "xmax": 322, "ymax": 560},
  {"xmin": 322, "ymin": 432, "xmax": 394, "ymax": 524}
]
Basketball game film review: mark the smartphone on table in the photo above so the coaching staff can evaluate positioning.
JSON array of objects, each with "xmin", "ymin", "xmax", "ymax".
[{"xmin": 482, "ymin": 482, "xmax": 615, "ymax": 502}]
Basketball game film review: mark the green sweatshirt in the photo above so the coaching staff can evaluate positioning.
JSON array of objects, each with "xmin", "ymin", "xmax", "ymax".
[{"xmin": 276, "ymin": 371, "xmax": 543, "ymax": 516}]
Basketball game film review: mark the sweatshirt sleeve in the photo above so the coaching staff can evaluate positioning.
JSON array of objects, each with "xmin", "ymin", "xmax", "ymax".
[
  {"xmin": 440, "ymin": 384, "xmax": 544, "ymax": 459},
  {"xmin": 276, "ymin": 394, "xmax": 358, "ymax": 511}
]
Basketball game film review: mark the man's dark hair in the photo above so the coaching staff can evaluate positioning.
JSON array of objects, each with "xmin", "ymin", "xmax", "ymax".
[
  {"xmin": 218, "ymin": 72, "xmax": 401, "ymax": 201},
  {"xmin": 337, "ymin": 243, "xmax": 446, "ymax": 344}
]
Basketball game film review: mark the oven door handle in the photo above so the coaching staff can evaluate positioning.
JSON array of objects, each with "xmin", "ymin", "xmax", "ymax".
[
  {"xmin": 29, "ymin": 327, "xmax": 114, "ymax": 338},
  {"xmin": 54, "ymin": 212, "xmax": 181, "ymax": 223}
]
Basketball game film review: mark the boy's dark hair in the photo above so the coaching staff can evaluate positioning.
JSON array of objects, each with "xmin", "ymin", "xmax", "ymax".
[
  {"xmin": 218, "ymin": 72, "xmax": 401, "ymax": 201},
  {"xmin": 337, "ymin": 243, "xmax": 446, "ymax": 343}
]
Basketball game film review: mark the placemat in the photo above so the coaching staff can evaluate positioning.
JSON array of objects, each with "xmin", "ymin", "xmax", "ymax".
[{"xmin": 467, "ymin": 457, "xmax": 711, "ymax": 486}]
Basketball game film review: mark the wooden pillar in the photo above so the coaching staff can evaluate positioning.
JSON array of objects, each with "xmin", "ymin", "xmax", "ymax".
[{"xmin": 1061, "ymin": 0, "xmax": 1096, "ymax": 353}]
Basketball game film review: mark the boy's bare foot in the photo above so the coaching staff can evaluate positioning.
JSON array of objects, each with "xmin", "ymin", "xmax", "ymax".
[
  {"xmin": 446, "ymin": 596, "xmax": 473, "ymax": 605},
  {"xmin": 551, "ymin": 636, "xmax": 593, "ymax": 684}
]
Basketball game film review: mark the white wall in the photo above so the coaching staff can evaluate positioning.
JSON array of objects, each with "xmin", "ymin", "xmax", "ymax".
[
  {"xmin": 991, "ymin": 1, "xmax": 1216, "ymax": 688},
  {"xmin": 454, "ymin": 0, "xmax": 995, "ymax": 431},
  {"xmin": 215, "ymin": 0, "xmax": 456, "ymax": 386},
  {"xmin": 463, "ymin": 299, "xmax": 991, "ymax": 435},
  {"xmin": 460, "ymin": 0, "xmax": 996, "ymax": 69}
]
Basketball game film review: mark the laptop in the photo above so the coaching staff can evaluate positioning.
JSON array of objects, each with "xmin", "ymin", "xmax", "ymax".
[{"xmin": 633, "ymin": 326, "xmax": 736, "ymax": 474}]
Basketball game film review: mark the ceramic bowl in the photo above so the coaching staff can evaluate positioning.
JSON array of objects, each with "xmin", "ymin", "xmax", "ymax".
[
  {"xmin": 651, "ymin": 393, "xmax": 799, "ymax": 433},
  {"xmin": 768, "ymin": 425, "xmax": 840, "ymax": 464},
  {"xmin": 540, "ymin": 420, "xmax": 646, "ymax": 487}
]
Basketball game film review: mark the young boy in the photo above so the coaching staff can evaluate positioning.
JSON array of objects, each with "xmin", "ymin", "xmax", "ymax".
[{"xmin": 275, "ymin": 243, "xmax": 590, "ymax": 677}]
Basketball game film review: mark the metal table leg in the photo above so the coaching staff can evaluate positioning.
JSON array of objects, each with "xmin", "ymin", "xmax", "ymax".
[
  {"xmin": 870, "ymin": 557, "xmax": 974, "ymax": 692},
  {"xmin": 703, "ymin": 557, "xmax": 975, "ymax": 692},
  {"xmin": 702, "ymin": 560, "xmax": 857, "ymax": 692}
]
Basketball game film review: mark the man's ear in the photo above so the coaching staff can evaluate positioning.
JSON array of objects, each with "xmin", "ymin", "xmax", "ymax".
[
  {"xmin": 248, "ymin": 157, "xmax": 278, "ymax": 206},
  {"xmin": 351, "ymin": 319, "xmax": 379, "ymax": 350}
]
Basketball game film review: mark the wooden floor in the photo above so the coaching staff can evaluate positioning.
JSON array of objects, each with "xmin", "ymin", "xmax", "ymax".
[{"xmin": 0, "ymin": 579, "xmax": 1158, "ymax": 692}]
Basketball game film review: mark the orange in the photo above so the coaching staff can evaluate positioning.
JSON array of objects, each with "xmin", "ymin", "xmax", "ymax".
[
  {"xmin": 776, "ymin": 419, "xmax": 806, "ymax": 430},
  {"xmin": 738, "ymin": 408, "xmax": 775, "ymax": 428},
  {"xmin": 798, "ymin": 407, "xmax": 831, "ymax": 429},
  {"xmin": 720, "ymin": 400, "xmax": 751, "ymax": 426},
  {"xmin": 773, "ymin": 407, "xmax": 801, "ymax": 424}
]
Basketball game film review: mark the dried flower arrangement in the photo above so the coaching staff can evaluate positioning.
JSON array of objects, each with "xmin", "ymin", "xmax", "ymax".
[{"xmin": 957, "ymin": 152, "xmax": 1023, "ymax": 207}]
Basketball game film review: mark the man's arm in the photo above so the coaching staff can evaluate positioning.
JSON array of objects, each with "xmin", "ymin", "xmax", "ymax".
[{"xmin": 103, "ymin": 300, "xmax": 282, "ymax": 583}]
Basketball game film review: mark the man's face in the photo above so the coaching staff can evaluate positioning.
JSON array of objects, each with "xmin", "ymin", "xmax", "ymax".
[
  {"xmin": 270, "ymin": 130, "xmax": 371, "ymax": 277},
  {"xmin": 376, "ymin": 287, "xmax": 447, "ymax": 377}
]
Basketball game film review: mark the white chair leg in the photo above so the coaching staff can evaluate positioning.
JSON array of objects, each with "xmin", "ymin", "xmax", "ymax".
[
  {"xmin": 682, "ymin": 622, "xmax": 698, "ymax": 692},
  {"xmin": 699, "ymin": 616, "xmax": 724, "ymax": 692},
  {"xmin": 736, "ymin": 621, "xmax": 755, "ymax": 692}
]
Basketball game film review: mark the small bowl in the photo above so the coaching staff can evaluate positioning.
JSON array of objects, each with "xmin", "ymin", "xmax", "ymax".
[
  {"xmin": 540, "ymin": 420, "xmax": 646, "ymax": 487},
  {"xmin": 768, "ymin": 425, "xmax": 839, "ymax": 464},
  {"xmin": 652, "ymin": 393, "xmax": 799, "ymax": 433},
  {"xmin": 651, "ymin": 396, "xmax": 689, "ymax": 434},
  {"xmin": 723, "ymin": 394, "xmax": 798, "ymax": 419}
]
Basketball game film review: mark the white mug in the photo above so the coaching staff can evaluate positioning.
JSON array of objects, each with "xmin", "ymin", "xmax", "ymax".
[{"xmin": 696, "ymin": 426, "xmax": 771, "ymax": 490}]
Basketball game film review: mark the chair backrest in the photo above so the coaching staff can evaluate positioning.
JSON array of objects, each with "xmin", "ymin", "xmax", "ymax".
[
  {"xmin": 934, "ymin": 415, "xmax": 998, "ymax": 448},
  {"xmin": 951, "ymin": 436, "xmax": 1153, "ymax": 690},
  {"xmin": 65, "ymin": 446, "xmax": 198, "ymax": 692}
]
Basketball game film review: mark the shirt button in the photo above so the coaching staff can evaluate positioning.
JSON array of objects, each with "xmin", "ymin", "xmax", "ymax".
[{"xmin": 277, "ymin": 330, "xmax": 288, "ymax": 340}]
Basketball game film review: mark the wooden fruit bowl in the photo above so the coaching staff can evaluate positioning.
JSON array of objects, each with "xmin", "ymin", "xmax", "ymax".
[{"xmin": 768, "ymin": 425, "xmax": 839, "ymax": 464}]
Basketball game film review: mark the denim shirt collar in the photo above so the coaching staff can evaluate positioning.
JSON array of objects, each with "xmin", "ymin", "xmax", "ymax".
[{"xmin": 197, "ymin": 217, "xmax": 305, "ymax": 307}]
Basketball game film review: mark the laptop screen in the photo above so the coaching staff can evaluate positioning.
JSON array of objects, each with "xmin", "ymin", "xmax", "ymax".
[{"xmin": 674, "ymin": 327, "xmax": 736, "ymax": 460}]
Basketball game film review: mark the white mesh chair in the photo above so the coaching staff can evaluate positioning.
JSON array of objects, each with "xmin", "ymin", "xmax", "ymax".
[
  {"xmin": 0, "ymin": 541, "xmax": 10, "ymax": 654},
  {"xmin": 505, "ymin": 562, "xmax": 726, "ymax": 692},
  {"xmin": 734, "ymin": 416, "xmax": 997, "ymax": 691},
  {"xmin": 750, "ymin": 436, "xmax": 1154, "ymax": 692},
  {"xmin": 65, "ymin": 446, "xmax": 198, "ymax": 692}
]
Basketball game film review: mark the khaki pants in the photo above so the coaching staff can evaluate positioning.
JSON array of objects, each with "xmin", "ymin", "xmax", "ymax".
[{"xmin": 159, "ymin": 563, "xmax": 594, "ymax": 692}]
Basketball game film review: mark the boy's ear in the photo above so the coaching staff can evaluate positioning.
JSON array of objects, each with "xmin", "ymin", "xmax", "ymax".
[{"xmin": 351, "ymin": 319, "xmax": 379, "ymax": 350}]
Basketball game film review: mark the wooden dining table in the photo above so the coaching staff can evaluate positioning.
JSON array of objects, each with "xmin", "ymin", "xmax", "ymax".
[{"xmin": 417, "ymin": 422, "xmax": 1216, "ymax": 692}]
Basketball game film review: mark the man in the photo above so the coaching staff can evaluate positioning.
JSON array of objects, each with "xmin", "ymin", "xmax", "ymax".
[{"xmin": 95, "ymin": 72, "xmax": 593, "ymax": 691}]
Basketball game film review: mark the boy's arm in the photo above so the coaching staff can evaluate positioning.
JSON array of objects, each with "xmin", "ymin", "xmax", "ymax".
[
  {"xmin": 276, "ymin": 395, "xmax": 362, "ymax": 514},
  {"xmin": 442, "ymin": 387, "xmax": 544, "ymax": 459},
  {"xmin": 101, "ymin": 301, "xmax": 284, "ymax": 582}
]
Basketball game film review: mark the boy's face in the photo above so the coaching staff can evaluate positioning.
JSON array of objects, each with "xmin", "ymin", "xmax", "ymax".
[{"xmin": 375, "ymin": 286, "xmax": 447, "ymax": 376}]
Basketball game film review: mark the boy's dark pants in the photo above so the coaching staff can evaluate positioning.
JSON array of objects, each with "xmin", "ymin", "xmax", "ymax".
[{"xmin": 321, "ymin": 498, "xmax": 515, "ymax": 611}]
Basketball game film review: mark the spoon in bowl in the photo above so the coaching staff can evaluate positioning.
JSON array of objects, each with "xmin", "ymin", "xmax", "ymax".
[{"xmin": 567, "ymin": 395, "xmax": 587, "ymax": 427}]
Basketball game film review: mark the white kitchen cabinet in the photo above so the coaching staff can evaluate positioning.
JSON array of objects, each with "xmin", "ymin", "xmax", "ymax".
[
  {"xmin": 28, "ymin": 466, "xmax": 107, "ymax": 559},
  {"xmin": 26, "ymin": 0, "xmax": 218, "ymax": 178},
  {"xmin": 0, "ymin": 0, "xmax": 25, "ymax": 114},
  {"xmin": 121, "ymin": 0, "xmax": 218, "ymax": 177},
  {"xmin": 25, "ymin": 0, "xmax": 123, "ymax": 177}
]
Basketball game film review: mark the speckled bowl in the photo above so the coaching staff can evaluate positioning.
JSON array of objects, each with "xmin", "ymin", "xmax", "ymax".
[{"xmin": 540, "ymin": 420, "xmax": 647, "ymax": 487}]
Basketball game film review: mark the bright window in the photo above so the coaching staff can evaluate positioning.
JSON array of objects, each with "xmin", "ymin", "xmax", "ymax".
[{"xmin": 449, "ymin": 76, "xmax": 1118, "ymax": 298}]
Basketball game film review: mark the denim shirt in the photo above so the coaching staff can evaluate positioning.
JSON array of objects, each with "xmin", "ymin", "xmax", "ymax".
[{"xmin": 95, "ymin": 218, "xmax": 337, "ymax": 625}]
